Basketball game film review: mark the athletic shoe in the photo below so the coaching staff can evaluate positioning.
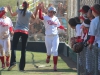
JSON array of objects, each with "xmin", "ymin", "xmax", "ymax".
[
  {"xmin": 19, "ymin": 69, "xmax": 25, "ymax": 72},
  {"xmin": 8, "ymin": 64, "xmax": 16, "ymax": 71},
  {"xmin": 53, "ymin": 65, "xmax": 57, "ymax": 71},
  {"xmin": 2, "ymin": 63, "xmax": 5, "ymax": 69}
]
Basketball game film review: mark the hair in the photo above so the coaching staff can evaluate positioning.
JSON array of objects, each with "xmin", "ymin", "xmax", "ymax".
[
  {"xmin": 93, "ymin": 4, "xmax": 100, "ymax": 15},
  {"xmin": 21, "ymin": 1, "xmax": 29, "ymax": 16},
  {"xmin": 87, "ymin": 9, "xmax": 95, "ymax": 19},
  {"xmin": 89, "ymin": 9, "xmax": 92, "ymax": 13},
  {"xmin": 74, "ymin": 17, "xmax": 81, "ymax": 24},
  {"xmin": 82, "ymin": 5, "xmax": 90, "ymax": 13},
  {"xmin": 68, "ymin": 18, "xmax": 77, "ymax": 27},
  {"xmin": 84, "ymin": 19, "xmax": 91, "ymax": 25}
]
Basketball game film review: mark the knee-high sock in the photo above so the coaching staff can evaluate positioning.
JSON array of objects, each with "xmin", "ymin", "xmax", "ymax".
[
  {"xmin": 47, "ymin": 55, "xmax": 51, "ymax": 59},
  {"xmin": 0, "ymin": 56, "xmax": 1, "ymax": 60},
  {"xmin": 6, "ymin": 56, "xmax": 10, "ymax": 62},
  {"xmin": 1, "ymin": 56, "xmax": 5, "ymax": 64},
  {"xmin": 53, "ymin": 56, "xmax": 58, "ymax": 65}
]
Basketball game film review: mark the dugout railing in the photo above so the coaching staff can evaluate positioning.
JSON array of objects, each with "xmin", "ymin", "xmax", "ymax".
[{"xmin": 66, "ymin": 0, "xmax": 100, "ymax": 75}]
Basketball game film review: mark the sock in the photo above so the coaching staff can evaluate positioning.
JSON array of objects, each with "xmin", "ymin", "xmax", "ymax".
[
  {"xmin": 0, "ymin": 56, "xmax": 1, "ymax": 60},
  {"xmin": 53, "ymin": 56, "xmax": 58, "ymax": 65},
  {"xmin": 6, "ymin": 56, "xmax": 10, "ymax": 62},
  {"xmin": 47, "ymin": 55, "xmax": 51, "ymax": 59},
  {"xmin": 1, "ymin": 56, "xmax": 5, "ymax": 64}
]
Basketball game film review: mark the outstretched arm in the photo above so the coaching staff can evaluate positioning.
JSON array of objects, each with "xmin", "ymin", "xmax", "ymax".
[
  {"xmin": 39, "ymin": 9, "xmax": 44, "ymax": 20},
  {"xmin": 31, "ymin": 6, "xmax": 39, "ymax": 19},
  {"xmin": 7, "ymin": 5, "xmax": 17, "ymax": 16}
]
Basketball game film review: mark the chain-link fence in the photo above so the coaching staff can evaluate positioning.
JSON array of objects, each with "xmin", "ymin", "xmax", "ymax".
[
  {"xmin": 67, "ymin": 0, "xmax": 100, "ymax": 75},
  {"xmin": 27, "ymin": 0, "xmax": 68, "ymax": 42}
]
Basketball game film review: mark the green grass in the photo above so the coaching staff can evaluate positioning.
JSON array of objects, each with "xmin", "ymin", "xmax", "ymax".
[{"xmin": 0, "ymin": 51, "xmax": 77, "ymax": 75}]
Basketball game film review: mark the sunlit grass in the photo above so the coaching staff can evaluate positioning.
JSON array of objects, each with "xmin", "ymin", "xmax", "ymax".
[{"xmin": 0, "ymin": 51, "xmax": 77, "ymax": 75}]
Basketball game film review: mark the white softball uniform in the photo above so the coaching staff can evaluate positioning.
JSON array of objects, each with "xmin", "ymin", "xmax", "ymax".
[
  {"xmin": 43, "ymin": 15, "xmax": 61, "ymax": 56},
  {"xmin": 88, "ymin": 16, "xmax": 100, "ymax": 70},
  {"xmin": 76, "ymin": 24, "xmax": 86, "ymax": 67},
  {"xmin": 0, "ymin": 17, "xmax": 13, "ymax": 56},
  {"xmin": 88, "ymin": 16, "xmax": 100, "ymax": 47},
  {"xmin": 75, "ymin": 24, "xmax": 81, "ymax": 37}
]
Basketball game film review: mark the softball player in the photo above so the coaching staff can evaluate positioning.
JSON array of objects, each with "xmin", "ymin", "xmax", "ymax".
[
  {"xmin": 0, "ymin": 7, "xmax": 13, "ymax": 68},
  {"xmin": 88, "ymin": 4, "xmax": 100, "ymax": 74},
  {"xmin": 81, "ymin": 19, "xmax": 93, "ymax": 74},
  {"xmin": 68, "ymin": 18, "xmax": 82, "ymax": 42},
  {"xmin": 37, "ymin": 3, "xmax": 66, "ymax": 71},
  {"xmin": 79, "ymin": 5, "xmax": 90, "ymax": 19}
]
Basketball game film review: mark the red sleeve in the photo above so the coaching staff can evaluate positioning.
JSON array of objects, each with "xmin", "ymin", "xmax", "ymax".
[
  {"xmin": 88, "ymin": 36, "xmax": 95, "ymax": 44},
  {"xmin": 76, "ymin": 36, "xmax": 83, "ymax": 42},
  {"xmin": 39, "ymin": 9, "xmax": 44, "ymax": 20},
  {"xmin": 58, "ymin": 25, "xmax": 65, "ymax": 29},
  {"xmin": 0, "ymin": 11, "xmax": 6, "ymax": 18},
  {"xmin": 9, "ymin": 27, "xmax": 13, "ymax": 32}
]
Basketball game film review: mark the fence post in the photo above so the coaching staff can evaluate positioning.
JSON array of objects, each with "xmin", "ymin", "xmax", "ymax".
[
  {"xmin": 94, "ymin": 44, "xmax": 98, "ymax": 75},
  {"xmin": 99, "ymin": 0, "xmax": 100, "ymax": 3},
  {"xmin": 77, "ymin": 53, "xmax": 80, "ymax": 75},
  {"xmin": 77, "ymin": 0, "xmax": 80, "ymax": 75}
]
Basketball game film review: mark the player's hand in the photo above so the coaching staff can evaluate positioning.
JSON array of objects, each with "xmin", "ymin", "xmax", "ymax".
[
  {"xmin": 87, "ymin": 41, "xmax": 89, "ymax": 44},
  {"xmin": 4, "ymin": 7, "xmax": 8, "ymax": 12},
  {"xmin": 10, "ymin": 31, "xmax": 14, "ymax": 36},
  {"xmin": 64, "ymin": 28, "xmax": 67, "ymax": 32},
  {"xmin": 7, "ymin": 5, "xmax": 11, "ymax": 11},
  {"xmin": 88, "ymin": 44, "xmax": 92, "ymax": 50},
  {"xmin": 37, "ymin": 2, "xmax": 43, "ymax": 9}
]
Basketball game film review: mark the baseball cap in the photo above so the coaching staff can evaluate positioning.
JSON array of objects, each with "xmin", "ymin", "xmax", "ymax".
[
  {"xmin": 79, "ymin": 5, "xmax": 90, "ymax": 13},
  {"xmin": 48, "ymin": 6, "xmax": 57, "ymax": 13}
]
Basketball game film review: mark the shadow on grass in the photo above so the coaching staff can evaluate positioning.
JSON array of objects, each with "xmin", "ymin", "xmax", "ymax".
[
  {"xmin": 59, "ymin": 54, "xmax": 77, "ymax": 71},
  {"xmin": 1, "ymin": 69, "xmax": 76, "ymax": 72},
  {"xmin": 24, "ymin": 69, "xmax": 76, "ymax": 72}
]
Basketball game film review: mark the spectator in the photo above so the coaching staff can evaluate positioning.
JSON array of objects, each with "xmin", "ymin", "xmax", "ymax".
[
  {"xmin": 7, "ymin": 1, "xmax": 38, "ymax": 71},
  {"xmin": 57, "ymin": 2, "xmax": 63, "ymax": 17},
  {"xmin": 33, "ymin": 18, "xmax": 45, "ymax": 41}
]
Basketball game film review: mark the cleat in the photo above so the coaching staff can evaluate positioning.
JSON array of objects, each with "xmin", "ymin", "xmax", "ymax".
[{"xmin": 8, "ymin": 64, "xmax": 16, "ymax": 71}]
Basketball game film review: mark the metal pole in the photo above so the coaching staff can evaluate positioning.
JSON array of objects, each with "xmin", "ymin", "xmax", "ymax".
[
  {"xmin": 77, "ymin": 0, "xmax": 80, "ymax": 16},
  {"xmin": 99, "ymin": 0, "xmax": 100, "ymax": 4},
  {"xmin": 94, "ymin": 44, "xmax": 98, "ymax": 75},
  {"xmin": 76, "ymin": 0, "xmax": 80, "ymax": 75}
]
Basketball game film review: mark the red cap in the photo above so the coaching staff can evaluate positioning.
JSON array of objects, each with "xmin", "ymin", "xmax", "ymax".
[
  {"xmin": 79, "ymin": 9, "xmax": 86, "ymax": 13},
  {"xmin": 91, "ymin": 7, "xmax": 100, "ymax": 14}
]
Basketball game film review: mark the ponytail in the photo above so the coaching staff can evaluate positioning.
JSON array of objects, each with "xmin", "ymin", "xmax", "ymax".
[{"xmin": 21, "ymin": 1, "xmax": 29, "ymax": 16}]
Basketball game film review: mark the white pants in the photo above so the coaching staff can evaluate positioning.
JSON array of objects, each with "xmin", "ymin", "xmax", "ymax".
[
  {"xmin": 45, "ymin": 35, "xmax": 59, "ymax": 56},
  {"xmin": 0, "ymin": 38, "xmax": 11, "ymax": 56}
]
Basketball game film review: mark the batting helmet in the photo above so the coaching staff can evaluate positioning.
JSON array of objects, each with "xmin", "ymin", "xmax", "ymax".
[
  {"xmin": 72, "ymin": 42, "xmax": 84, "ymax": 53},
  {"xmin": 48, "ymin": 6, "xmax": 57, "ymax": 13},
  {"xmin": 0, "ymin": 7, "xmax": 5, "ymax": 11}
]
